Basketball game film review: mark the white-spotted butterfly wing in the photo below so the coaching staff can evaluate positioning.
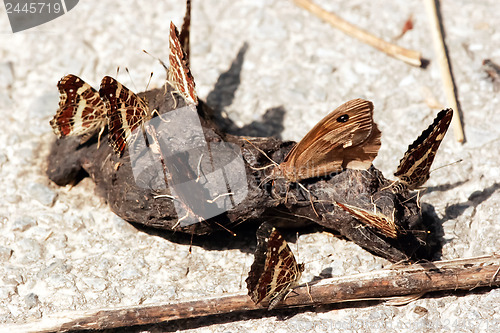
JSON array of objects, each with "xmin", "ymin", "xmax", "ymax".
[
  {"xmin": 168, "ymin": 21, "xmax": 198, "ymax": 106},
  {"xmin": 246, "ymin": 222, "xmax": 304, "ymax": 310},
  {"xmin": 50, "ymin": 74, "xmax": 107, "ymax": 144},
  {"xmin": 394, "ymin": 108, "xmax": 453, "ymax": 190},
  {"xmin": 99, "ymin": 76, "xmax": 151, "ymax": 155}
]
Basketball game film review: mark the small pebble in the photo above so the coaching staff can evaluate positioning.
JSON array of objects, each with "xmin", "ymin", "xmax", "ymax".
[
  {"xmin": 81, "ymin": 276, "xmax": 108, "ymax": 291},
  {"xmin": 27, "ymin": 183, "xmax": 57, "ymax": 207},
  {"xmin": 0, "ymin": 152, "xmax": 8, "ymax": 167},
  {"xmin": 11, "ymin": 216, "xmax": 36, "ymax": 232},
  {"xmin": 24, "ymin": 293, "xmax": 39, "ymax": 309},
  {"xmin": 0, "ymin": 62, "xmax": 14, "ymax": 88},
  {"xmin": 0, "ymin": 246, "xmax": 13, "ymax": 260},
  {"xmin": 16, "ymin": 238, "xmax": 43, "ymax": 262},
  {"xmin": 120, "ymin": 268, "xmax": 142, "ymax": 280}
]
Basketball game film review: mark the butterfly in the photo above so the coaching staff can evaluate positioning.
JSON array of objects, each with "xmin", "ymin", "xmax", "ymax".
[
  {"xmin": 168, "ymin": 21, "xmax": 197, "ymax": 106},
  {"xmin": 272, "ymin": 98, "xmax": 381, "ymax": 182},
  {"xmin": 99, "ymin": 22, "xmax": 198, "ymax": 156},
  {"xmin": 394, "ymin": 108, "xmax": 453, "ymax": 190},
  {"xmin": 98, "ymin": 76, "xmax": 153, "ymax": 155},
  {"xmin": 246, "ymin": 222, "xmax": 305, "ymax": 310},
  {"xmin": 336, "ymin": 202, "xmax": 398, "ymax": 239},
  {"xmin": 50, "ymin": 74, "xmax": 107, "ymax": 145}
]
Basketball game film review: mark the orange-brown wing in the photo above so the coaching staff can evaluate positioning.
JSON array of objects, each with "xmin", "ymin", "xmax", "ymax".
[
  {"xmin": 281, "ymin": 99, "xmax": 381, "ymax": 181},
  {"xmin": 336, "ymin": 202, "xmax": 398, "ymax": 239}
]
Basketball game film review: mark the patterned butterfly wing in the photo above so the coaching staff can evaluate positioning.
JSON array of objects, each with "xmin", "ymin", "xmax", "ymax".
[
  {"xmin": 280, "ymin": 99, "xmax": 381, "ymax": 182},
  {"xmin": 246, "ymin": 222, "xmax": 304, "ymax": 310},
  {"xmin": 168, "ymin": 22, "xmax": 198, "ymax": 106},
  {"xmin": 99, "ymin": 76, "xmax": 150, "ymax": 155},
  {"xmin": 336, "ymin": 202, "xmax": 398, "ymax": 239},
  {"xmin": 50, "ymin": 74, "xmax": 107, "ymax": 143},
  {"xmin": 394, "ymin": 108, "xmax": 453, "ymax": 190}
]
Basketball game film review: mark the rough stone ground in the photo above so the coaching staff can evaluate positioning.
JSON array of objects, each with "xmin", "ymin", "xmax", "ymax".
[{"xmin": 0, "ymin": 0, "xmax": 499, "ymax": 331}]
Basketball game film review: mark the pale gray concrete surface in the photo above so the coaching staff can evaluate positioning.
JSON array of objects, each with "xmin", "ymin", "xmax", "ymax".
[{"xmin": 0, "ymin": 0, "xmax": 499, "ymax": 332}]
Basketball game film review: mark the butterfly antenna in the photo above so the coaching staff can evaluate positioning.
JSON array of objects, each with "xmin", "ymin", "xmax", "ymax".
[
  {"xmin": 213, "ymin": 221, "xmax": 237, "ymax": 237},
  {"xmin": 297, "ymin": 182, "xmax": 320, "ymax": 217},
  {"xmin": 189, "ymin": 228, "xmax": 194, "ymax": 255},
  {"xmin": 125, "ymin": 67, "xmax": 139, "ymax": 92},
  {"xmin": 303, "ymin": 253, "xmax": 334, "ymax": 268},
  {"xmin": 430, "ymin": 159, "xmax": 463, "ymax": 174},
  {"xmin": 230, "ymin": 216, "xmax": 251, "ymax": 229},
  {"xmin": 242, "ymin": 138, "xmax": 279, "ymax": 168},
  {"xmin": 295, "ymin": 231, "xmax": 301, "ymax": 262},
  {"xmin": 145, "ymin": 72, "xmax": 154, "ymax": 91},
  {"xmin": 116, "ymin": 66, "xmax": 120, "ymax": 78},
  {"xmin": 143, "ymin": 49, "xmax": 169, "ymax": 74}
]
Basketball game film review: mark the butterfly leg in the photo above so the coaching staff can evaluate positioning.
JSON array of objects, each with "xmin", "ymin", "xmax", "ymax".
[
  {"xmin": 154, "ymin": 194, "xmax": 176, "ymax": 200},
  {"xmin": 267, "ymin": 287, "xmax": 291, "ymax": 310},
  {"xmin": 380, "ymin": 179, "xmax": 401, "ymax": 192},
  {"xmin": 248, "ymin": 164, "xmax": 276, "ymax": 171},
  {"xmin": 195, "ymin": 153, "xmax": 205, "ymax": 183},
  {"xmin": 305, "ymin": 281, "xmax": 313, "ymax": 303},
  {"xmin": 172, "ymin": 210, "xmax": 190, "ymax": 229},
  {"xmin": 206, "ymin": 192, "xmax": 234, "ymax": 203},
  {"xmin": 96, "ymin": 126, "xmax": 105, "ymax": 149},
  {"xmin": 415, "ymin": 188, "xmax": 424, "ymax": 209},
  {"xmin": 297, "ymin": 182, "xmax": 319, "ymax": 217}
]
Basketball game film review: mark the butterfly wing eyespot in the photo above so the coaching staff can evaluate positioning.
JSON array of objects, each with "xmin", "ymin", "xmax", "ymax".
[
  {"xmin": 279, "ymin": 98, "xmax": 381, "ymax": 181},
  {"xmin": 336, "ymin": 114, "xmax": 349, "ymax": 122}
]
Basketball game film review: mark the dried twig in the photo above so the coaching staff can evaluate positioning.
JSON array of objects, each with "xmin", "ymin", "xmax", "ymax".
[
  {"xmin": 5, "ymin": 254, "xmax": 499, "ymax": 332},
  {"xmin": 293, "ymin": 0, "xmax": 423, "ymax": 67},
  {"xmin": 423, "ymin": 0, "xmax": 464, "ymax": 142}
]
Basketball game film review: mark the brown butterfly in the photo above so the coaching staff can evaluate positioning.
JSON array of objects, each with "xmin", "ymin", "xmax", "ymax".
[
  {"xmin": 168, "ymin": 21, "xmax": 197, "ymax": 106},
  {"xmin": 272, "ymin": 98, "xmax": 381, "ymax": 182},
  {"xmin": 394, "ymin": 108, "xmax": 453, "ymax": 190},
  {"xmin": 50, "ymin": 74, "xmax": 107, "ymax": 145},
  {"xmin": 99, "ymin": 76, "xmax": 153, "ymax": 155},
  {"xmin": 246, "ymin": 222, "xmax": 304, "ymax": 310},
  {"xmin": 336, "ymin": 202, "xmax": 398, "ymax": 239},
  {"xmin": 99, "ymin": 21, "xmax": 197, "ymax": 156}
]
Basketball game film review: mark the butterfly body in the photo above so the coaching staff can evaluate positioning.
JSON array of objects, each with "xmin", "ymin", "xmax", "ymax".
[{"xmin": 273, "ymin": 98, "xmax": 381, "ymax": 183}]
